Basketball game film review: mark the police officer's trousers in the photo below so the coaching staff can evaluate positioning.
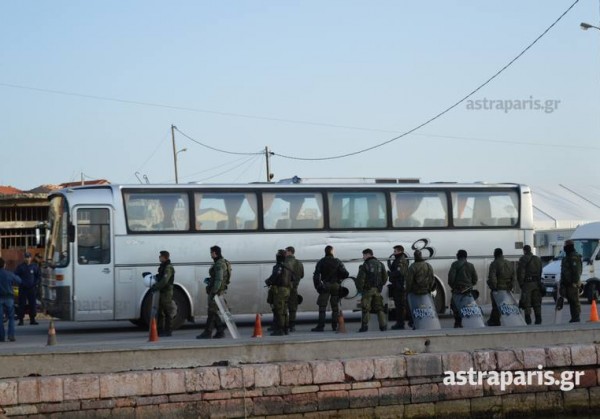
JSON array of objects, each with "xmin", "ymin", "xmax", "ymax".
[
  {"xmin": 520, "ymin": 281, "xmax": 542, "ymax": 324},
  {"xmin": 316, "ymin": 282, "xmax": 340, "ymax": 330}
]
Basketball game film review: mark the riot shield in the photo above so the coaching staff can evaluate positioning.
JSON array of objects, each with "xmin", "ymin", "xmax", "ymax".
[
  {"xmin": 214, "ymin": 295, "xmax": 240, "ymax": 339},
  {"xmin": 407, "ymin": 293, "xmax": 441, "ymax": 330},
  {"xmin": 452, "ymin": 293, "xmax": 485, "ymax": 328},
  {"xmin": 491, "ymin": 290, "xmax": 527, "ymax": 326}
]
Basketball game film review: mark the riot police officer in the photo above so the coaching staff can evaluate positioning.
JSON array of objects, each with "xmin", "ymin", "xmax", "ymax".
[
  {"xmin": 150, "ymin": 250, "xmax": 175, "ymax": 337},
  {"xmin": 448, "ymin": 249, "xmax": 478, "ymax": 328},
  {"xmin": 285, "ymin": 246, "xmax": 304, "ymax": 332},
  {"xmin": 560, "ymin": 240, "xmax": 582, "ymax": 323},
  {"xmin": 486, "ymin": 248, "xmax": 515, "ymax": 326},
  {"xmin": 356, "ymin": 249, "xmax": 388, "ymax": 332},
  {"xmin": 312, "ymin": 246, "xmax": 349, "ymax": 332},
  {"xmin": 517, "ymin": 245, "xmax": 543, "ymax": 325},
  {"xmin": 197, "ymin": 246, "xmax": 231, "ymax": 339},
  {"xmin": 388, "ymin": 245, "xmax": 409, "ymax": 330},
  {"xmin": 265, "ymin": 249, "xmax": 293, "ymax": 336}
]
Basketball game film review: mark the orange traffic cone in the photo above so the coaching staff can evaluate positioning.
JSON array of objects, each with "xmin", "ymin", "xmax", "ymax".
[
  {"xmin": 337, "ymin": 312, "xmax": 347, "ymax": 334},
  {"xmin": 590, "ymin": 300, "xmax": 599, "ymax": 322},
  {"xmin": 148, "ymin": 317, "xmax": 159, "ymax": 342},
  {"xmin": 47, "ymin": 320, "xmax": 57, "ymax": 346},
  {"xmin": 252, "ymin": 314, "xmax": 263, "ymax": 338}
]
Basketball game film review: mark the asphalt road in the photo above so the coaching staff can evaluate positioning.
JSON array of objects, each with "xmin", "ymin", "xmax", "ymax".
[{"xmin": 0, "ymin": 296, "xmax": 592, "ymax": 354}]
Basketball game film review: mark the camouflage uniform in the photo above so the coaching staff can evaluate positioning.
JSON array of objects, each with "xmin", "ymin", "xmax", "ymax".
[
  {"xmin": 406, "ymin": 260, "xmax": 435, "ymax": 295},
  {"xmin": 312, "ymin": 255, "xmax": 349, "ymax": 331},
  {"xmin": 486, "ymin": 256, "xmax": 515, "ymax": 326},
  {"xmin": 561, "ymin": 249, "xmax": 582, "ymax": 323},
  {"xmin": 356, "ymin": 256, "xmax": 388, "ymax": 331},
  {"xmin": 448, "ymin": 259, "xmax": 478, "ymax": 327},
  {"xmin": 517, "ymin": 251, "xmax": 543, "ymax": 325},
  {"xmin": 151, "ymin": 259, "xmax": 175, "ymax": 336},
  {"xmin": 200, "ymin": 257, "xmax": 231, "ymax": 338},
  {"xmin": 266, "ymin": 260, "xmax": 292, "ymax": 335},
  {"xmin": 388, "ymin": 253, "xmax": 409, "ymax": 329},
  {"xmin": 285, "ymin": 255, "xmax": 304, "ymax": 331}
]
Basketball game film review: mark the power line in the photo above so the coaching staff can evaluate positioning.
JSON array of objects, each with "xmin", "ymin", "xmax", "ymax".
[
  {"xmin": 175, "ymin": 127, "xmax": 262, "ymax": 156},
  {"xmin": 180, "ymin": 154, "xmax": 260, "ymax": 180},
  {"xmin": 193, "ymin": 155, "xmax": 260, "ymax": 182},
  {"xmin": 273, "ymin": 0, "xmax": 581, "ymax": 161},
  {"xmin": 0, "ymin": 81, "xmax": 399, "ymax": 133}
]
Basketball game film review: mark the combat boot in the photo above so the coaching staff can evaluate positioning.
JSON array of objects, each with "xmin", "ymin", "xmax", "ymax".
[
  {"xmin": 270, "ymin": 329, "xmax": 284, "ymax": 336},
  {"xmin": 196, "ymin": 330, "xmax": 213, "ymax": 339},
  {"xmin": 524, "ymin": 314, "xmax": 532, "ymax": 325},
  {"xmin": 358, "ymin": 325, "xmax": 368, "ymax": 333},
  {"xmin": 453, "ymin": 320, "xmax": 463, "ymax": 328},
  {"xmin": 391, "ymin": 322, "xmax": 405, "ymax": 330},
  {"xmin": 213, "ymin": 329, "xmax": 226, "ymax": 339},
  {"xmin": 312, "ymin": 310, "xmax": 326, "ymax": 332},
  {"xmin": 535, "ymin": 318, "xmax": 542, "ymax": 325},
  {"xmin": 379, "ymin": 324, "xmax": 387, "ymax": 332}
]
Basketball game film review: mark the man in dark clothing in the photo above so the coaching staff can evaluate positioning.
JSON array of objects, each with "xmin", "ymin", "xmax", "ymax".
[
  {"xmin": 448, "ymin": 249, "xmax": 478, "ymax": 328},
  {"xmin": 486, "ymin": 248, "xmax": 515, "ymax": 326},
  {"xmin": 311, "ymin": 245, "xmax": 349, "ymax": 332},
  {"xmin": 197, "ymin": 246, "xmax": 231, "ymax": 339},
  {"xmin": 265, "ymin": 250, "xmax": 293, "ymax": 336},
  {"xmin": 15, "ymin": 252, "xmax": 40, "ymax": 325},
  {"xmin": 388, "ymin": 245, "xmax": 409, "ymax": 330},
  {"xmin": 150, "ymin": 250, "xmax": 175, "ymax": 337},
  {"xmin": 0, "ymin": 258, "xmax": 21, "ymax": 342},
  {"xmin": 356, "ymin": 249, "xmax": 388, "ymax": 332},
  {"xmin": 285, "ymin": 246, "xmax": 304, "ymax": 332},
  {"xmin": 560, "ymin": 240, "xmax": 582, "ymax": 323},
  {"xmin": 517, "ymin": 245, "xmax": 543, "ymax": 325}
]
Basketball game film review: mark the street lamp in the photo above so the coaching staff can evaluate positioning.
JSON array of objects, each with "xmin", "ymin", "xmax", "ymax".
[
  {"xmin": 174, "ymin": 148, "xmax": 187, "ymax": 184},
  {"xmin": 581, "ymin": 22, "xmax": 600, "ymax": 31}
]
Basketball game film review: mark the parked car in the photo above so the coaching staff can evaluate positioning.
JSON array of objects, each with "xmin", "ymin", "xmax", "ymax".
[{"xmin": 542, "ymin": 252, "xmax": 563, "ymax": 302}]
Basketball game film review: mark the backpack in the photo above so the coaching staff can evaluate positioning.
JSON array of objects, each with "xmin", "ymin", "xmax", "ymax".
[{"xmin": 223, "ymin": 259, "xmax": 232, "ymax": 289}]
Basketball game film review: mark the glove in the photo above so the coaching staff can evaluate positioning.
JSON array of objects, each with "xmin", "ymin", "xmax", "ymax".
[
  {"xmin": 205, "ymin": 285, "xmax": 211, "ymax": 294},
  {"xmin": 203, "ymin": 277, "xmax": 210, "ymax": 285}
]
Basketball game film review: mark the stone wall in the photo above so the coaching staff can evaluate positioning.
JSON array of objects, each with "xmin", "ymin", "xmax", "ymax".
[{"xmin": 1, "ymin": 343, "xmax": 599, "ymax": 418}]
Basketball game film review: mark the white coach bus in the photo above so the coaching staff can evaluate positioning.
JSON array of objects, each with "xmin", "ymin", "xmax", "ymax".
[{"xmin": 41, "ymin": 178, "xmax": 534, "ymax": 328}]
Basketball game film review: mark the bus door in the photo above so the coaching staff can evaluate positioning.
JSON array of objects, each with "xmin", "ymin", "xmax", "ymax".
[{"xmin": 73, "ymin": 207, "xmax": 114, "ymax": 320}]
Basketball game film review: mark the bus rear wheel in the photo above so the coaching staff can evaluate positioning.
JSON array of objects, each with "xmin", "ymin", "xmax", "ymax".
[
  {"xmin": 137, "ymin": 288, "xmax": 190, "ymax": 330},
  {"xmin": 432, "ymin": 281, "xmax": 446, "ymax": 314}
]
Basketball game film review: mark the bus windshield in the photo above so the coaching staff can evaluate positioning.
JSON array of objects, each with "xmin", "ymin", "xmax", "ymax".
[
  {"xmin": 45, "ymin": 195, "xmax": 70, "ymax": 267},
  {"xmin": 573, "ymin": 239, "xmax": 599, "ymax": 263}
]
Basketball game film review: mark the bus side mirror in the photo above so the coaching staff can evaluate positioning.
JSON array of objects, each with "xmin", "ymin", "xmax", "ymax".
[{"xmin": 67, "ymin": 224, "xmax": 75, "ymax": 243}]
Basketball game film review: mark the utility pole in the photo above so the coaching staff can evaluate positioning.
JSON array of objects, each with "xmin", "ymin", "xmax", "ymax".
[
  {"xmin": 265, "ymin": 146, "xmax": 273, "ymax": 182},
  {"xmin": 171, "ymin": 124, "xmax": 179, "ymax": 184}
]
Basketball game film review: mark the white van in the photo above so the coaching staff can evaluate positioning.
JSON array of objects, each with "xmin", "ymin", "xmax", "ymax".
[
  {"xmin": 571, "ymin": 222, "xmax": 600, "ymax": 303},
  {"xmin": 543, "ymin": 222, "xmax": 600, "ymax": 303}
]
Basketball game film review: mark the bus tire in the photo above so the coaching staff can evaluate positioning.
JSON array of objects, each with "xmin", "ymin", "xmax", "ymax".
[
  {"xmin": 432, "ymin": 280, "xmax": 445, "ymax": 314},
  {"xmin": 171, "ymin": 288, "xmax": 190, "ymax": 330},
  {"xmin": 137, "ymin": 288, "xmax": 191, "ymax": 330}
]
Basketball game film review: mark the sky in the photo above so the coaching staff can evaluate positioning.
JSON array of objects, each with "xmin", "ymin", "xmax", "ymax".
[{"xmin": 1, "ymin": 0, "xmax": 599, "ymax": 191}]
